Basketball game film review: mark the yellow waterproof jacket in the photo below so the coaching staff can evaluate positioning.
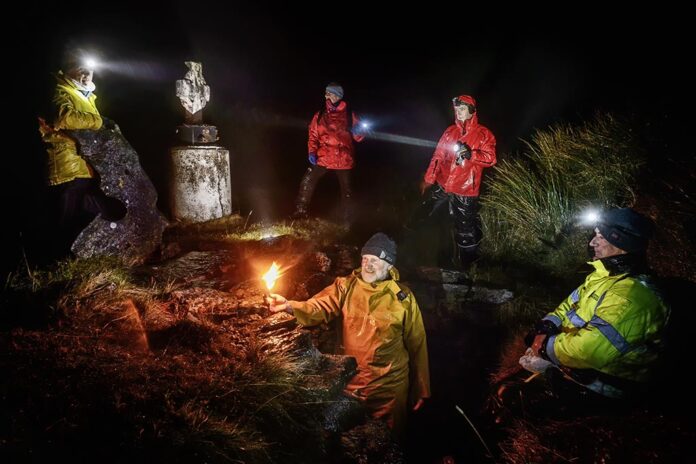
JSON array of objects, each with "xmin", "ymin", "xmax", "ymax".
[
  {"xmin": 290, "ymin": 267, "xmax": 430, "ymax": 432},
  {"xmin": 39, "ymin": 73, "xmax": 103, "ymax": 185},
  {"xmin": 543, "ymin": 259, "xmax": 669, "ymax": 386}
]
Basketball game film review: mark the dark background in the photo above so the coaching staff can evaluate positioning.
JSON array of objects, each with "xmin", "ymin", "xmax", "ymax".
[{"xmin": 7, "ymin": 4, "xmax": 692, "ymax": 270}]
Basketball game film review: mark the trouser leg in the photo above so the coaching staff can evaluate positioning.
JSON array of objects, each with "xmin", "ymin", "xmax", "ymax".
[
  {"xmin": 450, "ymin": 195, "xmax": 481, "ymax": 266},
  {"xmin": 293, "ymin": 165, "xmax": 327, "ymax": 218},
  {"xmin": 335, "ymin": 169, "xmax": 353, "ymax": 222},
  {"xmin": 56, "ymin": 179, "xmax": 91, "ymax": 230},
  {"xmin": 54, "ymin": 178, "xmax": 97, "ymax": 254}
]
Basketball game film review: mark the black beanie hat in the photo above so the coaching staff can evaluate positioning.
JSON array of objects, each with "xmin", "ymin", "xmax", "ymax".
[
  {"xmin": 597, "ymin": 208, "xmax": 654, "ymax": 253},
  {"xmin": 361, "ymin": 233, "xmax": 397, "ymax": 265}
]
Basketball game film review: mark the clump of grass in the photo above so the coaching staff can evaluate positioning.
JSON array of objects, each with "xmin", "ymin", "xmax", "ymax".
[
  {"xmin": 167, "ymin": 214, "xmax": 346, "ymax": 246},
  {"xmin": 225, "ymin": 219, "xmax": 345, "ymax": 243},
  {"xmin": 481, "ymin": 114, "xmax": 644, "ymax": 274},
  {"xmin": 173, "ymin": 400, "xmax": 271, "ymax": 463},
  {"xmin": 7, "ymin": 255, "xmax": 130, "ymax": 294},
  {"xmin": 5, "ymin": 255, "xmax": 180, "ymax": 322}
]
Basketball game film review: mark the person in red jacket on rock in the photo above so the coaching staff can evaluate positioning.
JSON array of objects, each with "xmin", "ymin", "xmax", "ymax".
[
  {"xmin": 412, "ymin": 95, "xmax": 497, "ymax": 267},
  {"xmin": 291, "ymin": 83, "xmax": 364, "ymax": 222}
]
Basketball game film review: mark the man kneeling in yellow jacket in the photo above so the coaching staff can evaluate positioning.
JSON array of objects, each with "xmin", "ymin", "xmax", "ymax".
[
  {"xmin": 268, "ymin": 233, "xmax": 431, "ymax": 436},
  {"xmin": 523, "ymin": 208, "xmax": 670, "ymax": 399}
]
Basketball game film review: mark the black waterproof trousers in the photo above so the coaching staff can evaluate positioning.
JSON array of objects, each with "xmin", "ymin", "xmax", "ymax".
[
  {"xmin": 293, "ymin": 165, "xmax": 353, "ymax": 220},
  {"xmin": 408, "ymin": 184, "xmax": 481, "ymax": 266},
  {"xmin": 51, "ymin": 177, "xmax": 127, "ymax": 254}
]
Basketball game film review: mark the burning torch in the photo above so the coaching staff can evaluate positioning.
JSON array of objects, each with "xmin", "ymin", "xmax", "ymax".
[{"xmin": 262, "ymin": 261, "xmax": 281, "ymax": 301}]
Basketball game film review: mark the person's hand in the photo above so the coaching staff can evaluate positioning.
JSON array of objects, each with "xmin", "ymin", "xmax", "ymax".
[
  {"xmin": 308, "ymin": 153, "xmax": 317, "ymax": 165},
  {"xmin": 519, "ymin": 348, "xmax": 553, "ymax": 374},
  {"xmin": 524, "ymin": 319, "xmax": 559, "ymax": 347},
  {"xmin": 457, "ymin": 142, "xmax": 472, "ymax": 160},
  {"xmin": 101, "ymin": 116, "xmax": 117, "ymax": 130},
  {"xmin": 419, "ymin": 180, "xmax": 432, "ymax": 196},
  {"xmin": 412, "ymin": 398, "xmax": 426, "ymax": 411},
  {"xmin": 454, "ymin": 142, "xmax": 472, "ymax": 165},
  {"xmin": 531, "ymin": 334, "xmax": 546, "ymax": 355},
  {"xmin": 267, "ymin": 293, "xmax": 291, "ymax": 313}
]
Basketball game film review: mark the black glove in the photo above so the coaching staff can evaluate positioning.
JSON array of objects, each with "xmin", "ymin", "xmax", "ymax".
[
  {"xmin": 101, "ymin": 116, "xmax": 117, "ymax": 130},
  {"xmin": 455, "ymin": 142, "xmax": 472, "ymax": 165},
  {"xmin": 524, "ymin": 319, "xmax": 560, "ymax": 347}
]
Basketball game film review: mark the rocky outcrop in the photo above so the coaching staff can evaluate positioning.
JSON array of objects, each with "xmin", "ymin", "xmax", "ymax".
[{"xmin": 70, "ymin": 126, "xmax": 168, "ymax": 264}]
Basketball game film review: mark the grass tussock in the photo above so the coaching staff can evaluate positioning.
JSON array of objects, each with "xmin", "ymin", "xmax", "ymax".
[
  {"xmin": 167, "ymin": 214, "xmax": 347, "ymax": 246},
  {"xmin": 481, "ymin": 114, "xmax": 644, "ymax": 274}
]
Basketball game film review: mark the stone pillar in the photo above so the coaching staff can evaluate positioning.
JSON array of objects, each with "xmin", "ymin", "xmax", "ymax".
[{"xmin": 170, "ymin": 145, "xmax": 231, "ymax": 222}]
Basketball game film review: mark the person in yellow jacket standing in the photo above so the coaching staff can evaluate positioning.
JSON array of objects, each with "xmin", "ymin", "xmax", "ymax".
[
  {"xmin": 521, "ymin": 208, "xmax": 670, "ymax": 399},
  {"xmin": 268, "ymin": 233, "xmax": 430, "ymax": 437},
  {"xmin": 38, "ymin": 49, "xmax": 126, "ymax": 254}
]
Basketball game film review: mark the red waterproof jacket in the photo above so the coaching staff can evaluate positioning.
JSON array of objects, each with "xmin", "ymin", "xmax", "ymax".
[
  {"xmin": 308, "ymin": 100, "xmax": 364, "ymax": 170},
  {"xmin": 423, "ymin": 95, "xmax": 496, "ymax": 196}
]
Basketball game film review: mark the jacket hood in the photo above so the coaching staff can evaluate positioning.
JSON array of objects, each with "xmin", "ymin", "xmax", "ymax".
[{"xmin": 453, "ymin": 94, "xmax": 479, "ymax": 130}]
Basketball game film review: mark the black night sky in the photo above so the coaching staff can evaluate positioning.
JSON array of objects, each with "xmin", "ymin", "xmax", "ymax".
[{"xmin": 8, "ymin": 5, "xmax": 693, "ymax": 267}]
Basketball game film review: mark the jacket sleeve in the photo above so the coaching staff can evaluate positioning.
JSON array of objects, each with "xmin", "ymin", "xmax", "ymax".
[
  {"xmin": 290, "ymin": 277, "xmax": 347, "ymax": 326},
  {"xmin": 423, "ymin": 129, "xmax": 450, "ymax": 184},
  {"xmin": 351, "ymin": 112, "xmax": 365, "ymax": 143},
  {"xmin": 470, "ymin": 127, "xmax": 496, "ymax": 167},
  {"xmin": 547, "ymin": 293, "xmax": 633, "ymax": 370},
  {"xmin": 543, "ymin": 286, "xmax": 581, "ymax": 328},
  {"xmin": 403, "ymin": 295, "xmax": 431, "ymax": 404},
  {"xmin": 307, "ymin": 112, "xmax": 320, "ymax": 154},
  {"xmin": 53, "ymin": 90, "xmax": 103, "ymax": 131}
]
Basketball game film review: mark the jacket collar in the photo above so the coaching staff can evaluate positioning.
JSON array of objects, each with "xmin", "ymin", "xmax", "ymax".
[
  {"xmin": 326, "ymin": 99, "xmax": 346, "ymax": 113},
  {"xmin": 589, "ymin": 254, "xmax": 647, "ymax": 277}
]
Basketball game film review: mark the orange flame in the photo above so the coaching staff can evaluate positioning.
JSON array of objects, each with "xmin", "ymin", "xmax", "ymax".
[{"xmin": 262, "ymin": 262, "xmax": 281, "ymax": 291}]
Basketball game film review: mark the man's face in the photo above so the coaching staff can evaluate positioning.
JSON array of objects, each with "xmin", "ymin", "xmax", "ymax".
[
  {"xmin": 67, "ymin": 66, "xmax": 94, "ymax": 87},
  {"xmin": 589, "ymin": 228, "xmax": 627, "ymax": 260},
  {"xmin": 361, "ymin": 254, "xmax": 391, "ymax": 283},
  {"xmin": 455, "ymin": 104, "xmax": 473, "ymax": 122},
  {"xmin": 325, "ymin": 91, "xmax": 342, "ymax": 105}
]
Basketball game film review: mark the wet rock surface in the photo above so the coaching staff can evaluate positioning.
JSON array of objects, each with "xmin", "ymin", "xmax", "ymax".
[{"xmin": 340, "ymin": 420, "xmax": 404, "ymax": 464}]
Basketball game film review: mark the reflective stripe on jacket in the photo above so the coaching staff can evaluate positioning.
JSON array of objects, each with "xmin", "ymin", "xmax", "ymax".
[
  {"xmin": 39, "ymin": 73, "xmax": 103, "ymax": 185},
  {"xmin": 290, "ymin": 266, "xmax": 430, "ymax": 433},
  {"xmin": 543, "ymin": 259, "xmax": 669, "ymax": 384},
  {"xmin": 308, "ymin": 100, "xmax": 364, "ymax": 170},
  {"xmin": 424, "ymin": 95, "xmax": 496, "ymax": 196}
]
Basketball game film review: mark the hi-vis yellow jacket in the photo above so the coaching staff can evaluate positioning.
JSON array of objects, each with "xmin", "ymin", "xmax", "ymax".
[
  {"xmin": 39, "ymin": 73, "xmax": 103, "ymax": 185},
  {"xmin": 543, "ymin": 259, "xmax": 669, "ymax": 387},
  {"xmin": 290, "ymin": 267, "xmax": 430, "ymax": 434}
]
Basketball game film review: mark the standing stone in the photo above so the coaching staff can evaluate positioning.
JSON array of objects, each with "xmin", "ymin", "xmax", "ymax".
[{"xmin": 71, "ymin": 125, "xmax": 168, "ymax": 264}]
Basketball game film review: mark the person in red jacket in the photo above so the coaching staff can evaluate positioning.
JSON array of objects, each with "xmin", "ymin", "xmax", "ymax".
[
  {"xmin": 413, "ymin": 95, "xmax": 496, "ymax": 267},
  {"xmin": 291, "ymin": 83, "xmax": 364, "ymax": 221}
]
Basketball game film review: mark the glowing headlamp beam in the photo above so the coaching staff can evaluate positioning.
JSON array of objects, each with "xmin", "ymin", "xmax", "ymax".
[
  {"xmin": 578, "ymin": 208, "xmax": 602, "ymax": 226},
  {"xmin": 364, "ymin": 131, "xmax": 437, "ymax": 148},
  {"xmin": 83, "ymin": 57, "xmax": 98, "ymax": 70}
]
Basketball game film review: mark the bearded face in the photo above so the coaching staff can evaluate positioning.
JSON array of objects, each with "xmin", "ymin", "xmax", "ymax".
[{"xmin": 361, "ymin": 254, "xmax": 391, "ymax": 283}]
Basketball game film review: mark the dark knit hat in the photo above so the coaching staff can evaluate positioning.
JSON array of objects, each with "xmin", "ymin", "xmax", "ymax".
[
  {"xmin": 361, "ymin": 233, "xmax": 397, "ymax": 265},
  {"xmin": 60, "ymin": 47, "xmax": 89, "ymax": 72},
  {"xmin": 325, "ymin": 83, "xmax": 344, "ymax": 99},
  {"xmin": 597, "ymin": 208, "xmax": 654, "ymax": 253}
]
